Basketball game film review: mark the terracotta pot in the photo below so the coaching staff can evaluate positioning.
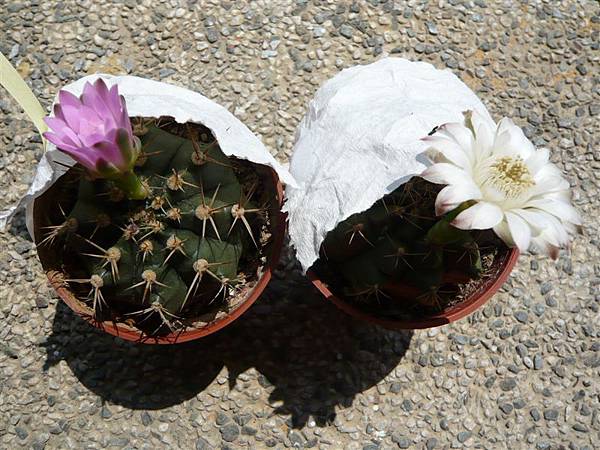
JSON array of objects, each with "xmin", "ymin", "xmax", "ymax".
[
  {"xmin": 34, "ymin": 166, "xmax": 286, "ymax": 344},
  {"xmin": 308, "ymin": 248, "xmax": 519, "ymax": 330}
]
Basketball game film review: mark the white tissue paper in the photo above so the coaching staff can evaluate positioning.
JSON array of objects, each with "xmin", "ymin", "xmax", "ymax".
[
  {"xmin": 284, "ymin": 58, "xmax": 494, "ymax": 272},
  {"xmin": 0, "ymin": 74, "xmax": 295, "ymax": 240}
]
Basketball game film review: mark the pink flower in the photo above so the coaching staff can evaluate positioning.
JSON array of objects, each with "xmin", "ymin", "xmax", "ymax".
[{"xmin": 43, "ymin": 78, "xmax": 140, "ymax": 178}]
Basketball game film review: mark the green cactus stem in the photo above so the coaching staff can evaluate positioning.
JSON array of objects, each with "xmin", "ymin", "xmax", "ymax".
[
  {"xmin": 39, "ymin": 117, "xmax": 277, "ymax": 337},
  {"xmin": 315, "ymin": 177, "xmax": 502, "ymax": 318}
]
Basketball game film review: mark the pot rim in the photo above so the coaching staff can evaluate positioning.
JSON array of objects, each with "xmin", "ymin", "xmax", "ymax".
[
  {"xmin": 37, "ymin": 166, "xmax": 286, "ymax": 344},
  {"xmin": 308, "ymin": 247, "xmax": 519, "ymax": 330}
]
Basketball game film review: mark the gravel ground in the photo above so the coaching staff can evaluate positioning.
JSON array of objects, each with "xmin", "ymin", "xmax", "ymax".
[{"xmin": 1, "ymin": 1, "xmax": 599, "ymax": 449}]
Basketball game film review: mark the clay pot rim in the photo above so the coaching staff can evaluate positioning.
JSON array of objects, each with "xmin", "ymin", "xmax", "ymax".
[
  {"xmin": 38, "ymin": 167, "xmax": 286, "ymax": 344},
  {"xmin": 308, "ymin": 247, "xmax": 519, "ymax": 330}
]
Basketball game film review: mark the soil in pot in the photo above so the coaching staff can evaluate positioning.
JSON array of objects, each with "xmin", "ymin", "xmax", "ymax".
[
  {"xmin": 310, "ymin": 177, "xmax": 513, "ymax": 324},
  {"xmin": 34, "ymin": 117, "xmax": 284, "ymax": 339}
]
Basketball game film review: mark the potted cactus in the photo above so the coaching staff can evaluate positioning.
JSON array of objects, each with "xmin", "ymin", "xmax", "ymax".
[
  {"xmin": 1, "ymin": 68, "xmax": 290, "ymax": 343},
  {"xmin": 286, "ymin": 58, "xmax": 580, "ymax": 329}
]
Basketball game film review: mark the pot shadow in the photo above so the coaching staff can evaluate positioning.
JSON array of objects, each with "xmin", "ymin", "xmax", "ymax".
[{"xmin": 42, "ymin": 277, "xmax": 413, "ymax": 428}]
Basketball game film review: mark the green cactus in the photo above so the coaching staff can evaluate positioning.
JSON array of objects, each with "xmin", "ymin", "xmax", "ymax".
[
  {"xmin": 41, "ymin": 118, "xmax": 275, "ymax": 336},
  {"xmin": 317, "ymin": 177, "xmax": 490, "ymax": 315}
]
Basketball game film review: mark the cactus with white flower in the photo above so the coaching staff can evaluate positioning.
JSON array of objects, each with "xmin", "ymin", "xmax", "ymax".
[
  {"xmin": 316, "ymin": 111, "xmax": 580, "ymax": 313},
  {"xmin": 39, "ymin": 80, "xmax": 276, "ymax": 336}
]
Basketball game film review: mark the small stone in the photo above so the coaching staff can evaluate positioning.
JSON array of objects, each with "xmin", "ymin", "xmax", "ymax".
[
  {"xmin": 241, "ymin": 425, "xmax": 257, "ymax": 436},
  {"xmin": 573, "ymin": 423, "xmax": 589, "ymax": 433},
  {"xmin": 391, "ymin": 434, "xmax": 411, "ymax": 448},
  {"xmin": 514, "ymin": 311, "xmax": 528, "ymax": 323},
  {"xmin": 426, "ymin": 437, "xmax": 438, "ymax": 450},
  {"xmin": 15, "ymin": 426, "xmax": 28, "ymax": 440},
  {"xmin": 339, "ymin": 25, "xmax": 353, "ymax": 39},
  {"xmin": 430, "ymin": 354, "xmax": 445, "ymax": 367},
  {"xmin": 159, "ymin": 68, "xmax": 175, "ymax": 79},
  {"xmin": 220, "ymin": 423, "xmax": 239, "ymax": 442},
  {"xmin": 543, "ymin": 409, "xmax": 559, "ymax": 421},
  {"xmin": 100, "ymin": 406, "xmax": 112, "ymax": 419},
  {"xmin": 216, "ymin": 412, "xmax": 229, "ymax": 426},
  {"xmin": 500, "ymin": 378, "xmax": 517, "ymax": 392},
  {"xmin": 457, "ymin": 431, "xmax": 471, "ymax": 443},
  {"xmin": 401, "ymin": 399, "xmax": 413, "ymax": 412},
  {"xmin": 533, "ymin": 354, "xmax": 543, "ymax": 370},
  {"xmin": 500, "ymin": 403, "xmax": 514, "ymax": 414},
  {"xmin": 426, "ymin": 22, "xmax": 438, "ymax": 35},
  {"xmin": 196, "ymin": 437, "xmax": 212, "ymax": 450},
  {"xmin": 141, "ymin": 411, "xmax": 152, "ymax": 426},
  {"xmin": 35, "ymin": 297, "xmax": 49, "ymax": 308},
  {"xmin": 531, "ymin": 408, "xmax": 541, "ymax": 421},
  {"xmin": 206, "ymin": 28, "xmax": 219, "ymax": 43},
  {"xmin": 540, "ymin": 282, "xmax": 553, "ymax": 295},
  {"xmin": 513, "ymin": 398, "xmax": 526, "ymax": 409},
  {"xmin": 289, "ymin": 431, "xmax": 304, "ymax": 446}
]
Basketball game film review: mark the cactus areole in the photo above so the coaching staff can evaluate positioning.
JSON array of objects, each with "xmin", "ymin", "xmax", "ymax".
[{"xmin": 35, "ymin": 110, "xmax": 284, "ymax": 343}]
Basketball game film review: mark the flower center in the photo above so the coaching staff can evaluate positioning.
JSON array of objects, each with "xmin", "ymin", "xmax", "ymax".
[{"xmin": 485, "ymin": 156, "xmax": 534, "ymax": 198}]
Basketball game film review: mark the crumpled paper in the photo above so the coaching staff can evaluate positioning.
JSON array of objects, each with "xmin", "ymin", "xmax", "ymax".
[
  {"xmin": 0, "ymin": 74, "xmax": 295, "ymax": 239},
  {"xmin": 284, "ymin": 58, "xmax": 494, "ymax": 272}
]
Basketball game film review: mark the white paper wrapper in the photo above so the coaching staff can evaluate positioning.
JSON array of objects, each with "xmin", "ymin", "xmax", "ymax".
[
  {"xmin": 284, "ymin": 58, "xmax": 494, "ymax": 272},
  {"xmin": 0, "ymin": 74, "xmax": 295, "ymax": 239}
]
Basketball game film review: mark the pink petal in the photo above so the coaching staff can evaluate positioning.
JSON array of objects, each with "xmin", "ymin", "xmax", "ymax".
[
  {"xmin": 61, "ymin": 104, "xmax": 83, "ymax": 133},
  {"xmin": 53, "ymin": 104, "xmax": 66, "ymax": 122},
  {"xmin": 451, "ymin": 202, "xmax": 504, "ymax": 230},
  {"xmin": 43, "ymin": 131, "xmax": 80, "ymax": 152},
  {"xmin": 119, "ymin": 95, "xmax": 133, "ymax": 137},
  {"xmin": 92, "ymin": 140, "xmax": 124, "ymax": 168},
  {"xmin": 55, "ymin": 146, "xmax": 99, "ymax": 172},
  {"xmin": 107, "ymin": 84, "xmax": 124, "ymax": 118},
  {"xmin": 81, "ymin": 82, "xmax": 115, "ymax": 126},
  {"xmin": 43, "ymin": 116, "xmax": 68, "ymax": 134},
  {"xmin": 58, "ymin": 90, "xmax": 82, "ymax": 109}
]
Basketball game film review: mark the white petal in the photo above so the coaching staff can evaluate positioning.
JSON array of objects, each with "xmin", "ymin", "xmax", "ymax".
[
  {"xmin": 513, "ymin": 209, "xmax": 568, "ymax": 247},
  {"xmin": 434, "ymin": 183, "xmax": 482, "ymax": 216},
  {"xmin": 493, "ymin": 219, "xmax": 515, "ymax": 247},
  {"xmin": 530, "ymin": 234, "xmax": 560, "ymax": 260},
  {"xmin": 422, "ymin": 135, "xmax": 472, "ymax": 170},
  {"xmin": 526, "ymin": 180, "xmax": 570, "ymax": 206},
  {"xmin": 525, "ymin": 148, "xmax": 550, "ymax": 175},
  {"xmin": 437, "ymin": 122, "xmax": 474, "ymax": 155},
  {"xmin": 471, "ymin": 111, "xmax": 495, "ymax": 160},
  {"xmin": 492, "ymin": 118, "xmax": 535, "ymax": 159},
  {"xmin": 451, "ymin": 202, "xmax": 504, "ymax": 230},
  {"xmin": 505, "ymin": 211, "xmax": 532, "ymax": 252},
  {"xmin": 525, "ymin": 198, "xmax": 582, "ymax": 226},
  {"xmin": 420, "ymin": 163, "xmax": 471, "ymax": 186}
]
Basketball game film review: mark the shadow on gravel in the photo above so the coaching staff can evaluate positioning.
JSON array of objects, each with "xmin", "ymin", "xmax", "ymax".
[{"xmin": 42, "ymin": 277, "xmax": 412, "ymax": 428}]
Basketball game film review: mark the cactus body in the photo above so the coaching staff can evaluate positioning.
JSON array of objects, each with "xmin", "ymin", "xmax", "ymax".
[
  {"xmin": 319, "ymin": 178, "xmax": 488, "ymax": 312},
  {"xmin": 43, "ymin": 119, "xmax": 274, "ymax": 335}
]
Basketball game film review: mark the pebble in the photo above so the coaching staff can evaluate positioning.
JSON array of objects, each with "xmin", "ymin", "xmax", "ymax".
[{"xmin": 220, "ymin": 423, "xmax": 239, "ymax": 442}]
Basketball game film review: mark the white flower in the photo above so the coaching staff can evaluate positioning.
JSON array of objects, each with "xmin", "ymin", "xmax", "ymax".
[{"xmin": 420, "ymin": 110, "xmax": 581, "ymax": 259}]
